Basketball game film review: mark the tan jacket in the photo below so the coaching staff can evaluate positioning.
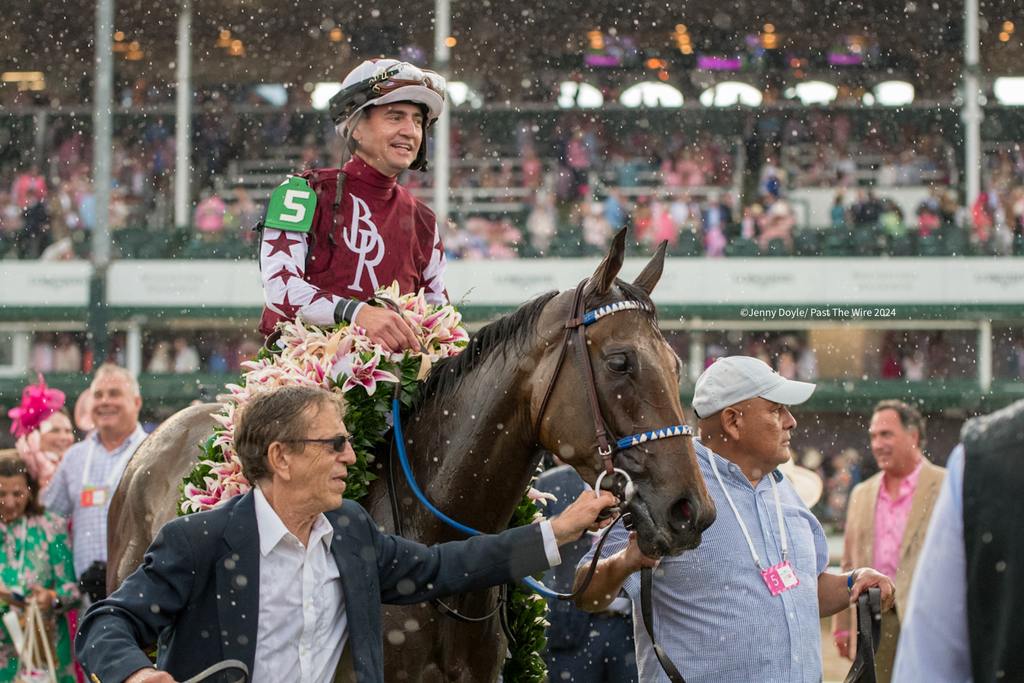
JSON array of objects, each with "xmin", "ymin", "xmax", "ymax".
[
  {"xmin": 836, "ymin": 459, "xmax": 945, "ymax": 683},
  {"xmin": 841, "ymin": 460, "xmax": 945, "ymax": 616}
]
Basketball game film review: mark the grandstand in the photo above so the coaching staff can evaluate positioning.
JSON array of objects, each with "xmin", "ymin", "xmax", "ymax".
[{"xmin": 1, "ymin": 0, "xmax": 1022, "ymax": 458}]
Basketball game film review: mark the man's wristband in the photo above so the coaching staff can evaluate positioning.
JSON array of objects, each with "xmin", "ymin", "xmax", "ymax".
[
  {"xmin": 847, "ymin": 569, "xmax": 862, "ymax": 590},
  {"xmin": 334, "ymin": 298, "xmax": 365, "ymax": 324}
]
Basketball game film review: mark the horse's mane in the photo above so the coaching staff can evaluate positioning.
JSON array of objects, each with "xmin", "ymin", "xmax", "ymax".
[
  {"xmin": 418, "ymin": 290, "xmax": 559, "ymax": 406},
  {"xmin": 418, "ymin": 280, "xmax": 657, "ymax": 407}
]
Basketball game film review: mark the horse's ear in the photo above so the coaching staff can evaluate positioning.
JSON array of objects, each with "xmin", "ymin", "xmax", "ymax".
[
  {"xmin": 633, "ymin": 240, "xmax": 668, "ymax": 295},
  {"xmin": 589, "ymin": 228, "xmax": 627, "ymax": 295}
]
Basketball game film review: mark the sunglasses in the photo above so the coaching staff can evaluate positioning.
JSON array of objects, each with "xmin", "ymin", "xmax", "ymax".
[{"xmin": 283, "ymin": 434, "xmax": 350, "ymax": 453}]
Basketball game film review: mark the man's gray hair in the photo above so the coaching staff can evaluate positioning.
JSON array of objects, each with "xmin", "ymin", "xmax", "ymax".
[{"xmin": 91, "ymin": 363, "xmax": 141, "ymax": 398}]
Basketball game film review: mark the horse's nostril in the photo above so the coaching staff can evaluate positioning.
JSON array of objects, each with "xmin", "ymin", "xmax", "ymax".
[{"xmin": 669, "ymin": 497, "xmax": 694, "ymax": 530}]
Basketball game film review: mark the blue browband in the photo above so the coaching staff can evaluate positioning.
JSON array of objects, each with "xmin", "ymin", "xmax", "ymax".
[
  {"xmin": 582, "ymin": 300, "xmax": 652, "ymax": 326},
  {"xmin": 616, "ymin": 424, "xmax": 694, "ymax": 451}
]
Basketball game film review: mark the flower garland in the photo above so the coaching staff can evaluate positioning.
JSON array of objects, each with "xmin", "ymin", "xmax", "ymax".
[
  {"xmin": 179, "ymin": 284, "xmax": 468, "ymax": 513},
  {"xmin": 176, "ymin": 284, "xmax": 548, "ymax": 682}
]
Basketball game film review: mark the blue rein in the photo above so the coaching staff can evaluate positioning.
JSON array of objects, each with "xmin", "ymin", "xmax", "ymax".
[
  {"xmin": 391, "ymin": 396, "xmax": 558, "ymax": 598},
  {"xmin": 390, "ymin": 298, "xmax": 692, "ymax": 600}
]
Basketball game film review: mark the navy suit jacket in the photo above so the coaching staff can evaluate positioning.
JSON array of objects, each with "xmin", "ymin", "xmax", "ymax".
[{"xmin": 77, "ymin": 491, "xmax": 550, "ymax": 683}]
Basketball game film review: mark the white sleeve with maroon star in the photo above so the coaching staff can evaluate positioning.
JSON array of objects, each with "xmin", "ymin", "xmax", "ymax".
[
  {"xmin": 421, "ymin": 221, "xmax": 449, "ymax": 305},
  {"xmin": 260, "ymin": 227, "xmax": 341, "ymax": 326}
]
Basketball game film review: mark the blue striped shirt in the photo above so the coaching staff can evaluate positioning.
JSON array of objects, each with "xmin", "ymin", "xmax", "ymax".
[
  {"xmin": 582, "ymin": 440, "xmax": 829, "ymax": 683},
  {"xmin": 41, "ymin": 426, "xmax": 147, "ymax": 577}
]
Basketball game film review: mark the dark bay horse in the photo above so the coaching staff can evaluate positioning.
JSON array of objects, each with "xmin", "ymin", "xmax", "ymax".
[{"xmin": 107, "ymin": 231, "xmax": 716, "ymax": 682}]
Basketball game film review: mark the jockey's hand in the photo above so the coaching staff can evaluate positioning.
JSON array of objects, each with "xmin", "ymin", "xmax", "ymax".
[
  {"xmin": 353, "ymin": 305, "xmax": 420, "ymax": 353},
  {"xmin": 125, "ymin": 668, "xmax": 177, "ymax": 683},
  {"xmin": 550, "ymin": 490, "xmax": 619, "ymax": 545}
]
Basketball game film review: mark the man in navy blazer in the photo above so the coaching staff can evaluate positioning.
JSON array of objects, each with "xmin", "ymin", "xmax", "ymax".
[{"xmin": 77, "ymin": 385, "xmax": 617, "ymax": 683}]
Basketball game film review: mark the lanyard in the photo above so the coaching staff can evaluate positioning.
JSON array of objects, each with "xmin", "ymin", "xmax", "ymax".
[
  {"xmin": 708, "ymin": 453, "xmax": 789, "ymax": 569},
  {"xmin": 81, "ymin": 429, "xmax": 142, "ymax": 490}
]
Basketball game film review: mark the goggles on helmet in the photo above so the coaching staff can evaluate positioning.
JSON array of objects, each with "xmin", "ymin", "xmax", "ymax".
[{"xmin": 329, "ymin": 63, "xmax": 446, "ymax": 126}]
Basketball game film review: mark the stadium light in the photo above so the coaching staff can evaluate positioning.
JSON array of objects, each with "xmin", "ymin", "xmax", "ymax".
[
  {"xmin": 558, "ymin": 81, "xmax": 604, "ymax": 108},
  {"xmin": 311, "ymin": 82, "xmax": 342, "ymax": 110},
  {"xmin": 699, "ymin": 81, "xmax": 762, "ymax": 107},
  {"xmin": 872, "ymin": 80, "xmax": 915, "ymax": 106},
  {"xmin": 447, "ymin": 81, "xmax": 484, "ymax": 108},
  {"xmin": 786, "ymin": 80, "xmax": 838, "ymax": 105},
  {"xmin": 993, "ymin": 77, "xmax": 1024, "ymax": 105},
  {"xmin": 620, "ymin": 81, "xmax": 684, "ymax": 108}
]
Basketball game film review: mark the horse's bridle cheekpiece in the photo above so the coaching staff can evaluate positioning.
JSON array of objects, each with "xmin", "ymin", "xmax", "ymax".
[{"xmin": 534, "ymin": 278, "xmax": 693, "ymax": 503}]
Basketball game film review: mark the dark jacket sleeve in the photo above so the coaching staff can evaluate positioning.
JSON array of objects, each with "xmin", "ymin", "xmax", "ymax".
[
  {"xmin": 365, "ymin": 511, "xmax": 551, "ymax": 604},
  {"xmin": 76, "ymin": 520, "xmax": 197, "ymax": 683}
]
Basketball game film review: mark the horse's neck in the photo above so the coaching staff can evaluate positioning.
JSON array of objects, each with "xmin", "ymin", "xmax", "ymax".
[{"xmin": 402, "ymin": 356, "xmax": 540, "ymax": 541}]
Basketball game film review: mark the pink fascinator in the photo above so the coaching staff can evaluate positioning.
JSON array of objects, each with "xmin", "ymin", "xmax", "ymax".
[{"xmin": 8, "ymin": 374, "xmax": 66, "ymax": 438}]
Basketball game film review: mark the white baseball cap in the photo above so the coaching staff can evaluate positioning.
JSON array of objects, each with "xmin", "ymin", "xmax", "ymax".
[{"xmin": 692, "ymin": 356, "xmax": 816, "ymax": 418}]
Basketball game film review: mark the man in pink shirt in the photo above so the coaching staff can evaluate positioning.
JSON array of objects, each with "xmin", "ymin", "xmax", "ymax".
[{"xmin": 833, "ymin": 400, "xmax": 945, "ymax": 683}]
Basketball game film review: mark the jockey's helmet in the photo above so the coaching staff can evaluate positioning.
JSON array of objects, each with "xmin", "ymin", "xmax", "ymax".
[{"xmin": 330, "ymin": 58, "xmax": 447, "ymax": 172}]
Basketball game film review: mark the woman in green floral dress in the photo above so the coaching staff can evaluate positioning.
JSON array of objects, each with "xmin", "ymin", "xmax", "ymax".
[{"xmin": 0, "ymin": 454, "xmax": 80, "ymax": 682}]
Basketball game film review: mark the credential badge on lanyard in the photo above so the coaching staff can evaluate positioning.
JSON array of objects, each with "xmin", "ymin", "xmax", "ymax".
[
  {"xmin": 708, "ymin": 453, "xmax": 799, "ymax": 597},
  {"xmin": 80, "ymin": 430, "xmax": 143, "ymax": 509}
]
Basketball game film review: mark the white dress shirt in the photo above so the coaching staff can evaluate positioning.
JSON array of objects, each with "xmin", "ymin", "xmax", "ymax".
[
  {"xmin": 252, "ymin": 488, "xmax": 347, "ymax": 683},
  {"xmin": 250, "ymin": 488, "xmax": 562, "ymax": 683}
]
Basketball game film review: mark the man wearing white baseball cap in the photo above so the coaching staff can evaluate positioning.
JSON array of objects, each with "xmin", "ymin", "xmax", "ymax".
[
  {"xmin": 576, "ymin": 356, "xmax": 895, "ymax": 682},
  {"xmin": 257, "ymin": 58, "xmax": 449, "ymax": 352}
]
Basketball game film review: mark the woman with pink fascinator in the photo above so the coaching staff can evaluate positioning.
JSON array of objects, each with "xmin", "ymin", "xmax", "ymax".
[{"xmin": 8, "ymin": 376, "xmax": 73, "ymax": 493}]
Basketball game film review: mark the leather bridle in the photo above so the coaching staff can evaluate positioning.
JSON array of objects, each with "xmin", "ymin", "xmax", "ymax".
[
  {"xmin": 385, "ymin": 278, "xmax": 694, "ymax": 681},
  {"xmin": 534, "ymin": 279, "xmax": 693, "ymax": 498}
]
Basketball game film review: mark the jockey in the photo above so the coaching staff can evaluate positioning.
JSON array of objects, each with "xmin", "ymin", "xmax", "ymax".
[{"xmin": 258, "ymin": 59, "xmax": 449, "ymax": 351}]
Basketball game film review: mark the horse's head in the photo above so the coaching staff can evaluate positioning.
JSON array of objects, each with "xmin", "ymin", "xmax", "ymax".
[{"xmin": 533, "ymin": 230, "xmax": 716, "ymax": 557}]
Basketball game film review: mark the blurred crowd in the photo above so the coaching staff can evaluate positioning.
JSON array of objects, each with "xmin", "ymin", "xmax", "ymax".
[{"xmin": 1, "ymin": 108, "xmax": 1022, "ymax": 260}]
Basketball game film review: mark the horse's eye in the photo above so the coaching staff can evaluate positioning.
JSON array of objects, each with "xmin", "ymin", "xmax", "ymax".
[{"xmin": 606, "ymin": 354, "xmax": 630, "ymax": 373}]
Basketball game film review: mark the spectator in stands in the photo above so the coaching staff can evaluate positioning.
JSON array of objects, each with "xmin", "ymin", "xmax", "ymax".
[
  {"xmin": 31, "ymin": 333, "xmax": 55, "ymax": 373},
  {"xmin": 581, "ymin": 199, "xmax": 612, "ymax": 254},
  {"xmin": 741, "ymin": 202, "xmax": 764, "ymax": 241},
  {"xmin": 43, "ymin": 364, "xmax": 147, "ymax": 603},
  {"xmin": 172, "ymin": 337, "xmax": 200, "ymax": 374},
  {"xmin": 831, "ymin": 193, "xmax": 848, "ymax": 229},
  {"xmin": 759, "ymin": 156, "xmax": 785, "ymax": 197},
  {"xmin": 18, "ymin": 188, "xmax": 51, "ymax": 259},
  {"xmin": 147, "ymin": 341, "xmax": 173, "ymax": 374},
  {"xmin": 603, "ymin": 188, "xmax": 629, "ymax": 233},
  {"xmin": 527, "ymin": 190, "xmax": 557, "ymax": 253},
  {"xmin": 757, "ymin": 195, "xmax": 796, "ymax": 252},
  {"xmin": 971, "ymin": 191, "xmax": 994, "ymax": 250},
  {"xmin": 12, "ymin": 165, "xmax": 46, "ymax": 209},
  {"xmin": 880, "ymin": 200, "xmax": 907, "ymax": 240},
  {"xmin": 228, "ymin": 187, "xmax": 261, "ymax": 239},
  {"xmin": 52, "ymin": 335, "xmax": 81, "ymax": 374},
  {"xmin": 193, "ymin": 188, "xmax": 226, "ymax": 236}
]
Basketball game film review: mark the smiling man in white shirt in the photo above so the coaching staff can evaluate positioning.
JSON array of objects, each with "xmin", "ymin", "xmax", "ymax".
[{"xmin": 76, "ymin": 384, "xmax": 616, "ymax": 683}]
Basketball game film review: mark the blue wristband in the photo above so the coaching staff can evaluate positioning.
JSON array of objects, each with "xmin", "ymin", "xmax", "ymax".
[{"xmin": 847, "ymin": 570, "xmax": 859, "ymax": 590}]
